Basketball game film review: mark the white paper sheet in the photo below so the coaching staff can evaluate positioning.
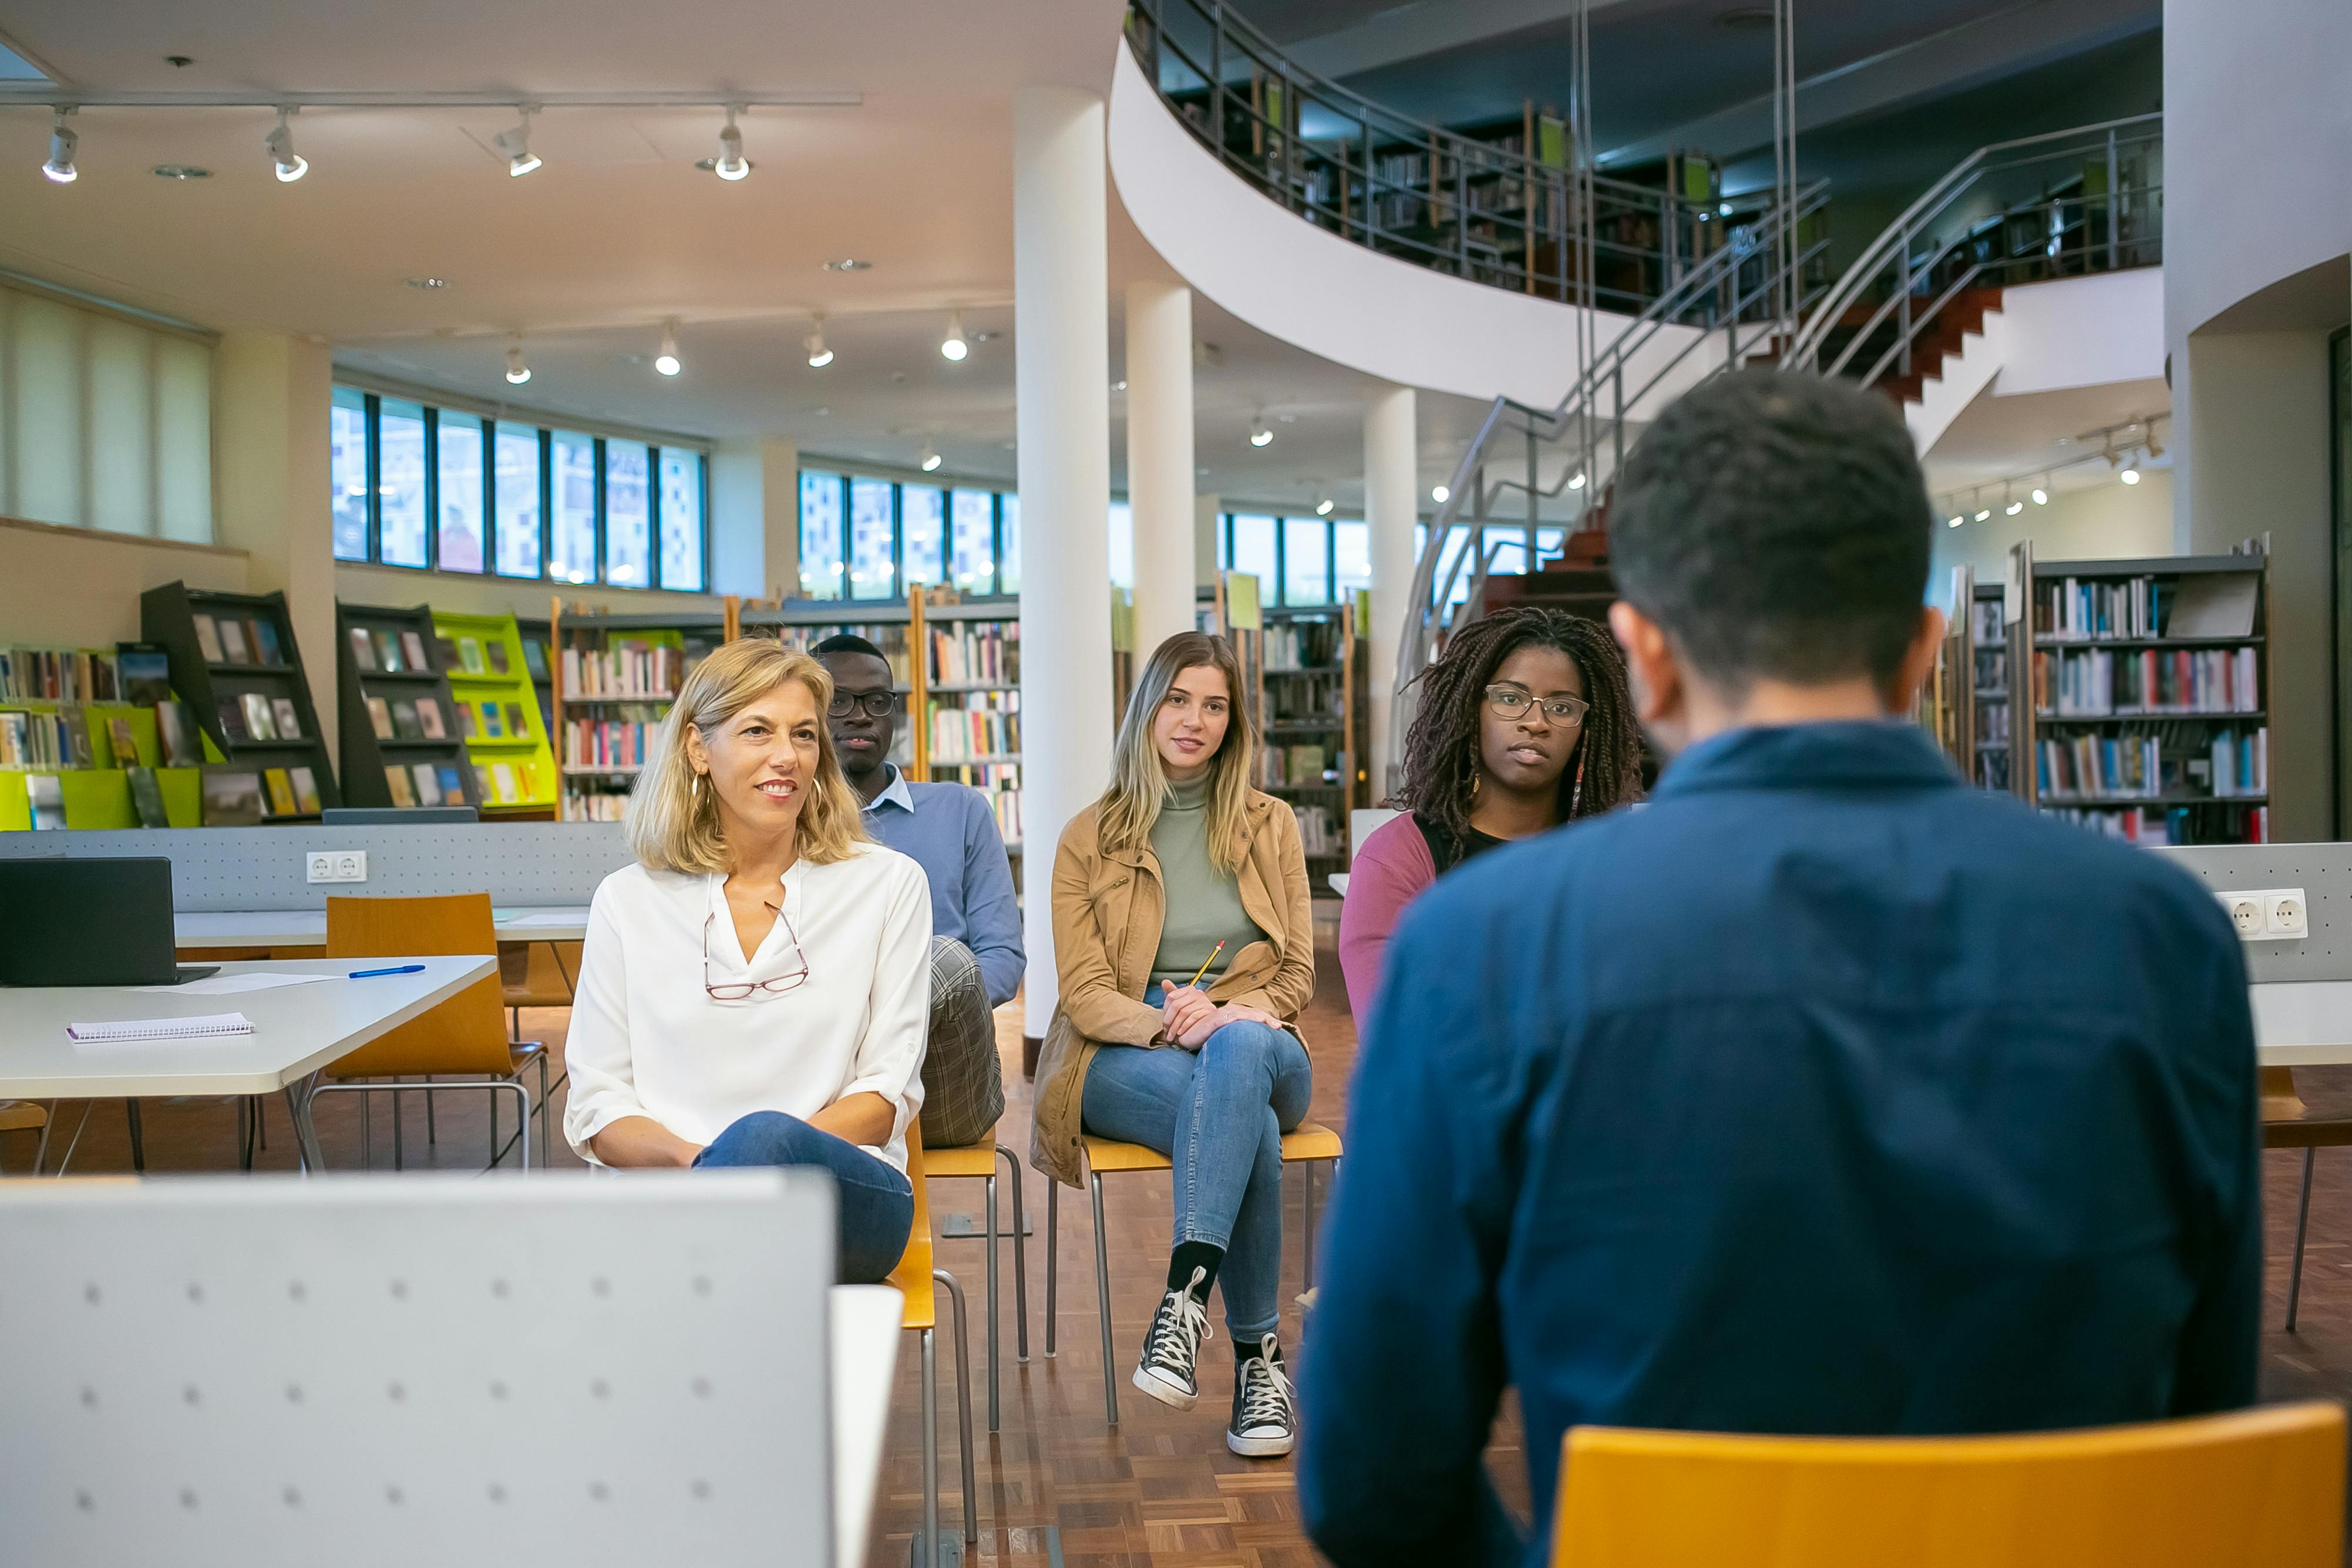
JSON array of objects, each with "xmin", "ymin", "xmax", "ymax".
[
  {"xmin": 127, "ymin": 971, "xmax": 336, "ymax": 995},
  {"xmin": 497, "ymin": 911, "xmax": 586, "ymax": 927}
]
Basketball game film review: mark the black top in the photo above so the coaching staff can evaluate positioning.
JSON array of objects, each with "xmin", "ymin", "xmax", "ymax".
[{"xmin": 1413, "ymin": 812, "xmax": 1509, "ymax": 876}]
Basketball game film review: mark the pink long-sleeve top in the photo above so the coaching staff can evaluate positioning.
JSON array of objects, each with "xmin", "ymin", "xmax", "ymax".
[{"xmin": 1336, "ymin": 812, "xmax": 1439, "ymax": 1024}]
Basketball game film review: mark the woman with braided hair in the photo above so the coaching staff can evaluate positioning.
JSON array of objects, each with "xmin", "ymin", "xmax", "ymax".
[{"xmin": 1338, "ymin": 605, "xmax": 1641, "ymax": 1021}]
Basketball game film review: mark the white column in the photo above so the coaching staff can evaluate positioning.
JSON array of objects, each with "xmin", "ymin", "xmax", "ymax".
[
  {"xmin": 1194, "ymin": 492, "xmax": 1222, "ymax": 591},
  {"xmin": 1125, "ymin": 278, "xmax": 1197, "ymax": 659},
  {"xmin": 1015, "ymin": 87, "xmax": 1115, "ymax": 1043},
  {"xmin": 708, "ymin": 436, "xmax": 798, "ymax": 602},
  {"xmin": 1362, "ymin": 383, "xmax": 1418, "ymax": 796},
  {"xmin": 215, "ymin": 331, "xmax": 337, "ymax": 759}
]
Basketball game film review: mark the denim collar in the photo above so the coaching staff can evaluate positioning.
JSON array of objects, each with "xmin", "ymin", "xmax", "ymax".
[{"xmin": 1651, "ymin": 720, "xmax": 1962, "ymax": 800}]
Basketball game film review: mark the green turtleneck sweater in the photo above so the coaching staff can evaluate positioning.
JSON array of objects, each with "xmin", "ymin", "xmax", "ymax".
[{"xmin": 1147, "ymin": 775, "xmax": 1267, "ymax": 990}]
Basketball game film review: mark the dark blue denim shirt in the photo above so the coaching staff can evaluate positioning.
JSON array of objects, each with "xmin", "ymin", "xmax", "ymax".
[{"xmin": 1299, "ymin": 721, "xmax": 2259, "ymax": 1568}]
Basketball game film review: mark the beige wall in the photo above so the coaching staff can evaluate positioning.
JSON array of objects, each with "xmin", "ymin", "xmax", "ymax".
[
  {"xmin": 334, "ymin": 563, "xmax": 731, "ymax": 624},
  {"xmin": 0, "ymin": 515, "xmax": 249, "ymax": 647},
  {"xmin": 1930, "ymin": 470, "xmax": 2176, "ymax": 588}
]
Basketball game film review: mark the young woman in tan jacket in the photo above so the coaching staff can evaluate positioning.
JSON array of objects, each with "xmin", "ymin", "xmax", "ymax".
[{"xmin": 1032, "ymin": 630, "xmax": 1315, "ymax": 1458}]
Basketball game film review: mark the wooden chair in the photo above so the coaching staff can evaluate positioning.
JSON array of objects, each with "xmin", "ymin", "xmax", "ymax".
[
  {"xmin": 894, "ymin": 1123, "xmax": 977, "ymax": 1567},
  {"xmin": 1044, "ymin": 1121, "xmax": 1342, "ymax": 1425},
  {"xmin": 922, "ymin": 1125, "xmax": 1030, "ymax": 1434},
  {"xmin": 2263, "ymin": 1066, "xmax": 2352, "ymax": 1330},
  {"xmin": 498, "ymin": 939, "xmax": 579, "ymax": 1041},
  {"xmin": 1550, "ymin": 1402, "xmax": 2346, "ymax": 1566},
  {"xmin": 318, "ymin": 894, "xmax": 549, "ymax": 1170},
  {"xmin": 1, "ymin": 1099, "xmax": 45, "ymax": 1175}
]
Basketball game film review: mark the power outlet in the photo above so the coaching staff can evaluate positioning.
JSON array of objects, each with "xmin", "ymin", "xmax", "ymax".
[
  {"xmin": 305, "ymin": 850, "xmax": 368, "ymax": 884},
  {"xmin": 2215, "ymin": 887, "xmax": 2308, "ymax": 941}
]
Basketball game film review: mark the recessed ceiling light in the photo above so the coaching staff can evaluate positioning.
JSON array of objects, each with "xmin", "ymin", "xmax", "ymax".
[
  {"xmin": 822, "ymin": 258, "xmax": 872, "ymax": 272},
  {"xmin": 153, "ymin": 164, "xmax": 211, "ymax": 180},
  {"xmin": 1112, "ymin": 379, "xmax": 1128, "ymax": 392},
  {"xmin": 693, "ymin": 154, "xmax": 755, "ymax": 177},
  {"xmin": 405, "ymin": 277, "xmax": 449, "ymax": 290},
  {"xmin": 973, "ymin": 330, "xmax": 1001, "ymax": 343}
]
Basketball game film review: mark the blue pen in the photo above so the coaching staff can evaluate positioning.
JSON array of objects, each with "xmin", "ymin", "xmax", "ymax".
[{"xmin": 348, "ymin": 964, "xmax": 428, "ymax": 979}]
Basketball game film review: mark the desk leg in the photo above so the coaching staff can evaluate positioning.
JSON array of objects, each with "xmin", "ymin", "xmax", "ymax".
[{"xmin": 284, "ymin": 1072, "xmax": 327, "ymax": 1174}]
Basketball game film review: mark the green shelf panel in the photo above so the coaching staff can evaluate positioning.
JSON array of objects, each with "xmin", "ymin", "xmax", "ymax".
[{"xmin": 433, "ymin": 610, "xmax": 559, "ymax": 810}]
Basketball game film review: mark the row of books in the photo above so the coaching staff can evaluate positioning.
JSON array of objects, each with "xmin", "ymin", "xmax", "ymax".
[
  {"xmin": 19, "ymin": 765, "xmax": 191, "ymax": 830},
  {"xmin": 348, "ymin": 624, "xmax": 545, "ymax": 682},
  {"xmin": 926, "ymin": 623, "xmax": 1018, "ymax": 687},
  {"xmin": 2033, "ymin": 647, "xmax": 2260, "ymax": 716},
  {"xmin": 2033, "ymin": 726, "xmax": 2269, "ymax": 803},
  {"xmin": 928, "ymin": 693, "xmax": 1019, "ymax": 762},
  {"xmin": 197, "ymin": 764, "xmax": 324, "ymax": 825},
  {"xmin": 1266, "ymin": 673, "xmax": 1345, "ymax": 726},
  {"xmin": 1978, "ymin": 702, "xmax": 2011, "ymax": 746},
  {"xmin": 2208, "ymin": 726, "xmax": 2270, "ymax": 799},
  {"xmin": 563, "ymin": 719, "xmax": 656, "ymax": 771},
  {"xmin": 923, "ymin": 761, "xmax": 1022, "ymax": 843},
  {"xmin": 191, "ymin": 611, "xmax": 288, "ymax": 668},
  {"xmin": 1265, "ymin": 620, "xmax": 1344, "ymax": 672},
  {"xmin": 364, "ymin": 695, "xmax": 533, "ymax": 745},
  {"xmin": 1, "ymin": 647, "xmax": 123, "ymax": 704},
  {"xmin": 562, "ymin": 793, "xmax": 630, "ymax": 823},
  {"xmin": 216, "ymin": 692, "xmax": 309, "ymax": 746},
  {"xmin": 782, "ymin": 623, "xmax": 913, "ymax": 684},
  {"xmin": 1970, "ymin": 600, "xmax": 2005, "ymax": 645},
  {"xmin": 1261, "ymin": 743, "xmax": 1337, "ymax": 788},
  {"xmin": 1294, "ymin": 804, "xmax": 1341, "ymax": 859},
  {"xmin": 2044, "ymin": 803, "xmax": 2269, "ymax": 846},
  {"xmin": 2, "ymin": 703, "xmax": 203, "ymax": 771},
  {"xmin": 561, "ymin": 644, "xmax": 683, "ymax": 701},
  {"xmin": 2031, "ymin": 573, "xmax": 2257, "ymax": 643}
]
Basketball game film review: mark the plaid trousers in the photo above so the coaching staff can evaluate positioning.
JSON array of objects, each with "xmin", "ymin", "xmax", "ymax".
[{"xmin": 918, "ymin": 936, "xmax": 1006, "ymax": 1149}]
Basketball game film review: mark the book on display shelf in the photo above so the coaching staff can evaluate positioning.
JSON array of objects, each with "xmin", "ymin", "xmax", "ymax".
[
  {"xmin": 434, "ymin": 608, "xmax": 557, "ymax": 813},
  {"xmin": 334, "ymin": 600, "xmax": 478, "ymax": 812},
  {"xmin": 144, "ymin": 583, "xmax": 340, "ymax": 814}
]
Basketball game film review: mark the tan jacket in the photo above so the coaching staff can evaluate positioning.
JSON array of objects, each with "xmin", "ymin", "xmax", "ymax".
[{"xmin": 1029, "ymin": 788, "xmax": 1316, "ymax": 1187}]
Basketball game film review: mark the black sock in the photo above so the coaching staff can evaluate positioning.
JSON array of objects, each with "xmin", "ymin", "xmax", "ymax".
[
  {"xmin": 1168, "ymin": 1240, "xmax": 1223, "ymax": 1300},
  {"xmin": 1237, "ymin": 1335, "xmax": 1281, "ymax": 1365}
]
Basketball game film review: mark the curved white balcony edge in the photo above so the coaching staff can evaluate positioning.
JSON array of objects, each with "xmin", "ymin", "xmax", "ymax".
[
  {"xmin": 1108, "ymin": 43, "xmax": 1717, "ymax": 409},
  {"xmin": 1910, "ymin": 268, "xmax": 2166, "ymax": 455}
]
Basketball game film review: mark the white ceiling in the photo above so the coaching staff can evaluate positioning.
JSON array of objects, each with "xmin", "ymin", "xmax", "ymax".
[{"xmin": 1921, "ymin": 377, "xmax": 2172, "ymax": 506}]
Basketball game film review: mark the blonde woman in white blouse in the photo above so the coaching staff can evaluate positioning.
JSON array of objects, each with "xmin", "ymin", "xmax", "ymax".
[{"xmin": 563, "ymin": 638, "xmax": 933, "ymax": 1283}]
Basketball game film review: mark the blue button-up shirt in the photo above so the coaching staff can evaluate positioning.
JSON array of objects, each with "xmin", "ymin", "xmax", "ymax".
[
  {"xmin": 860, "ymin": 765, "xmax": 1025, "ymax": 1007},
  {"xmin": 1300, "ymin": 721, "xmax": 2259, "ymax": 1568}
]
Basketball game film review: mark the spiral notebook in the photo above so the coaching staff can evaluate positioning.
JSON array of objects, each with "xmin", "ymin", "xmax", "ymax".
[{"xmin": 66, "ymin": 1012, "xmax": 256, "ymax": 1044}]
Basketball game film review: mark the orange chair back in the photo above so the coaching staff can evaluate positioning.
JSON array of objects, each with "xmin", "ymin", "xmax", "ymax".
[
  {"xmin": 324, "ymin": 893, "xmax": 512, "ymax": 1078},
  {"xmin": 887, "ymin": 1120, "xmax": 937, "ymax": 1330},
  {"xmin": 1553, "ymin": 1404, "xmax": 2346, "ymax": 1568}
]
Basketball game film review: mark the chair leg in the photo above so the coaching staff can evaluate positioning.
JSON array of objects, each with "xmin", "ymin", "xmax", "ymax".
[
  {"xmin": 2289, "ymin": 1146, "xmax": 2317, "ymax": 1331},
  {"xmin": 538, "ymin": 1054, "xmax": 552, "ymax": 1167},
  {"xmin": 34, "ymin": 1099, "xmax": 58, "ymax": 1174},
  {"xmin": 997, "ymin": 1146, "xmax": 1030, "ymax": 1363},
  {"xmin": 392, "ymin": 1082, "xmax": 405, "ymax": 1172},
  {"xmin": 238, "ymin": 1097, "xmax": 255, "ymax": 1172},
  {"xmin": 934, "ymin": 1269, "xmax": 978, "ymax": 1544},
  {"xmin": 1092, "ymin": 1171, "xmax": 1119, "ymax": 1427},
  {"xmin": 1045, "ymin": 1180, "xmax": 1059, "ymax": 1358},
  {"xmin": 1304, "ymin": 1160, "xmax": 1319, "ymax": 1293},
  {"xmin": 487, "ymin": 1085, "xmax": 500, "ymax": 1168},
  {"xmin": 124, "ymin": 1100, "xmax": 145, "ymax": 1173},
  {"xmin": 921, "ymin": 1325, "xmax": 939, "ymax": 1568},
  {"xmin": 362, "ymin": 1087, "xmax": 372, "ymax": 1170},
  {"xmin": 425, "ymin": 1076, "xmax": 436, "ymax": 1146},
  {"xmin": 984, "ymin": 1171, "xmax": 1000, "ymax": 1434}
]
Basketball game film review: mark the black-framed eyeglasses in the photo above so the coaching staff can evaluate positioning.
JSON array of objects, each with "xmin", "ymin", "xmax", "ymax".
[
  {"xmin": 827, "ymin": 689, "xmax": 897, "ymax": 719},
  {"xmin": 1485, "ymin": 685, "xmax": 1589, "ymax": 726},
  {"xmin": 704, "ymin": 903, "xmax": 810, "ymax": 1001}
]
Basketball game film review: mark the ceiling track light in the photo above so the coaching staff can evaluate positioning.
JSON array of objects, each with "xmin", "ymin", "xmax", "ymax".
[
  {"xmin": 918, "ymin": 441, "xmax": 942, "ymax": 473},
  {"xmin": 493, "ymin": 106, "xmax": 540, "ymax": 177},
  {"xmin": 504, "ymin": 334, "xmax": 531, "ymax": 385},
  {"xmin": 654, "ymin": 320, "xmax": 681, "ymax": 376},
  {"xmin": 1974, "ymin": 507, "xmax": 1992, "ymax": 523},
  {"xmin": 265, "ymin": 107, "xmax": 307, "ymax": 182},
  {"xmin": 940, "ymin": 311, "xmax": 968, "ymax": 362},
  {"xmin": 711, "ymin": 105, "xmax": 749, "ymax": 181},
  {"xmin": 2119, "ymin": 456, "xmax": 2142, "ymax": 484},
  {"xmin": 1315, "ymin": 498, "xmax": 1335, "ymax": 516},
  {"xmin": 1248, "ymin": 416, "xmax": 1273, "ymax": 448},
  {"xmin": 2031, "ymin": 480, "xmax": 2050, "ymax": 506},
  {"xmin": 41, "ymin": 107, "xmax": 76, "ymax": 184},
  {"xmin": 805, "ymin": 317, "xmax": 833, "ymax": 369}
]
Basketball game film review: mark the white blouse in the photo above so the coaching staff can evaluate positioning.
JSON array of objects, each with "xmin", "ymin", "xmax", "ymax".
[{"xmin": 562, "ymin": 843, "xmax": 933, "ymax": 1175}]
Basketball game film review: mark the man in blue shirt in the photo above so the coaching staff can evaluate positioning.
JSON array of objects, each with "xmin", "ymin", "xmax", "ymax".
[
  {"xmin": 817, "ymin": 635, "xmax": 1024, "ymax": 1149},
  {"xmin": 1298, "ymin": 370, "xmax": 2259, "ymax": 1567}
]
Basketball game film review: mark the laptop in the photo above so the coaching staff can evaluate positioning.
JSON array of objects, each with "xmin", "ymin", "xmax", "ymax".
[{"xmin": 0, "ymin": 857, "xmax": 217, "ymax": 986}]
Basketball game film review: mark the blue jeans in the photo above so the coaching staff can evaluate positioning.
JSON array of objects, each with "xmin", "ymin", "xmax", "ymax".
[
  {"xmin": 694, "ymin": 1111, "xmax": 915, "ymax": 1285},
  {"xmin": 1081, "ymin": 988, "xmax": 1313, "ymax": 1340}
]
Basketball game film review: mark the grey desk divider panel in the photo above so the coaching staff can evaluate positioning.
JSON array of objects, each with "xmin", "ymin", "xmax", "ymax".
[
  {"xmin": 2157, "ymin": 843, "xmax": 2352, "ymax": 983},
  {"xmin": 0, "ymin": 1171, "xmax": 836, "ymax": 1567},
  {"xmin": 0, "ymin": 822, "xmax": 631, "ymax": 911}
]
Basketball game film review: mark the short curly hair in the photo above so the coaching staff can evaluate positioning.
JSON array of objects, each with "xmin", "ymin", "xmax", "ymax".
[{"xmin": 1393, "ymin": 605, "xmax": 1641, "ymax": 840}]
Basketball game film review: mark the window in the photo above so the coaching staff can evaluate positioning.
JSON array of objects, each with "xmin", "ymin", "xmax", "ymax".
[
  {"xmin": 601, "ymin": 440, "xmax": 652, "ymax": 587},
  {"xmin": 377, "ymin": 400, "xmax": 429, "ymax": 568},
  {"xmin": 849, "ymin": 477, "xmax": 896, "ymax": 600},
  {"xmin": 903, "ymin": 484, "xmax": 946, "ymax": 591},
  {"xmin": 1108, "ymin": 502, "xmax": 1134, "ymax": 590},
  {"xmin": 1334, "ymin": 520, "xmax": 1371, "ymax": 600},
  {"xmin": 1283, "ymin": 517, "xmax": 1330, "ymax": 605},
  {"xmin": 1230, "ymin": 514, "xmax": 1277, "ymax": 606},
  {"xmin": 950, "ymin": 489, "xmax": 996, "ymax": 593},
  {"xmin": 493, "ymin": 426, "xmax": 543, "ymax": 578},
  {"xmin": 0, "ymin": 282, "xmax": 214, "ymax": 543},
  {"xmin": 799, "ymin": 470, "xmax": 846, "ymax": 599},
  {"xmin": 436, "ymin": 410, "xmax": 486, "ymax": 573},
  {"xmin": 549, "ymin": 431, "xmax": 598, "ymax": 584},
  {"xmin": 1000, "ymin": 494, "xmax": 1021, "ymax": 593},
  {"xmin": 331, "ymin": 387, "xmax": 371, "ymax": 562},
  {"xmin": 658, "ymin": 447, "xmax": 705, "ymax": 591},
  {"xmin": 1483, "ymin": 526, "xmax": 1529, "ymax": 578}
]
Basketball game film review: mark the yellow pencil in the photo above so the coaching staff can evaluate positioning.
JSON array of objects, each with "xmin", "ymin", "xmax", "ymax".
[{"xmin": 1184, "ymin": 941, "xmax": 1226, "ymax": 990}]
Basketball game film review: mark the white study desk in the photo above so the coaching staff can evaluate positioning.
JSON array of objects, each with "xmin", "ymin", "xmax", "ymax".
[
  {"xmin": 2254, "ymin": 981, "xmax": 2352, "ymax": 1068},
  {"xmin": 176, "ymin": 904, "xmax": 591, "ymax": 950},
  {"xmin": 830, "ymin": 1283, "xmax": 906, "ymax": 1568},
  {"xmin": 0, "ymin": 955, "xmax": 492, "ymax": 1168}
]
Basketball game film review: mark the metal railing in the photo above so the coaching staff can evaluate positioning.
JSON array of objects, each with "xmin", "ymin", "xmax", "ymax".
[
  {"xmin": 1785, "ymin": 113, "xmax": 2162, "ymax": 384},
  {"xmin": 1124, "ymin": 0, "xmax": 1816, "ymax": 317}
]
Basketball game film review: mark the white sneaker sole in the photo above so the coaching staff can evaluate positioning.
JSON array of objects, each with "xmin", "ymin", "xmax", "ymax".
[
  {"xmin": 1132, "ymin": 1364, "xmax": 1201, "ymax": 1412},
  {"xmin": 1227, "ymin": 1426, "xmax": 1295, "ymax": 1458}
]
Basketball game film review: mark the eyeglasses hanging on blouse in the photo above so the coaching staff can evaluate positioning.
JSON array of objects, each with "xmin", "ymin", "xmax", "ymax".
[{"xmin": 704, "ymin": 900, "xmax": 810, "ymax": 1000}]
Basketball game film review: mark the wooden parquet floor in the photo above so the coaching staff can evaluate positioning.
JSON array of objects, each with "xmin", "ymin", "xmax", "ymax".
[{"xmin": 14, "ymin": 920, "xmax": 2352, "ymax": 1564}]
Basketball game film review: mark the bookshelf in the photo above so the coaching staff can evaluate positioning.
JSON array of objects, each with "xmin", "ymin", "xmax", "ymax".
[
  {"xmin": 337, "ymin": 601, "xmax": 481, "ymax": 812},
  {"xmin": 433, "ymin": 610, "xmax": 558, "ymax": 816},
  {"xmin": 904, "ymin": 591, "xmax": 1024, "ymax": 853},
  {"xmin": 0, "ymin": 647, "xmax": 211, "ymax": 829},
  {"xmin": 1970, "ymin": 576, "xmax": 2010, "ymax": 792},
  {"xmin": 514, "ymin": 616, "xmax": 556, "ymax": 731},
  {"xmin": 141, "ymin": 582, "xmax": 341, "ymax": 822},
  {"xmin": 550, "ymin": 610, "xmax": 708, "ymax": 823},
  {"xmin": 1256, "ymin": 601, "xmax": 1368, "ymax": 872},
  {"xmin": 2007, "ymin": 543, "xmax": 2272, "ymax": 846}
]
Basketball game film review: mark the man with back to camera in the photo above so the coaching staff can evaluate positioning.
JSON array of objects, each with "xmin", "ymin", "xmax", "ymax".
[
  {"xmin": 1297, "ymin": 370, "xmax": 2260, "ymax": 1566},
  {"xmin": 813, "ymin": 634, "xmax": 1022, "ymax": 1149}
]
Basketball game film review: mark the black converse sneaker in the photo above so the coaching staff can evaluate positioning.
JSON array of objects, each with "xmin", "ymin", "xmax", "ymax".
[
  {"xmin": 1227, "ymin": 1335, "xmax": 1296, "ymax": 1457},
  {"xmin": 1133, "ymin": 1266, "xmax": 1213, "ymax": 1411}
]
